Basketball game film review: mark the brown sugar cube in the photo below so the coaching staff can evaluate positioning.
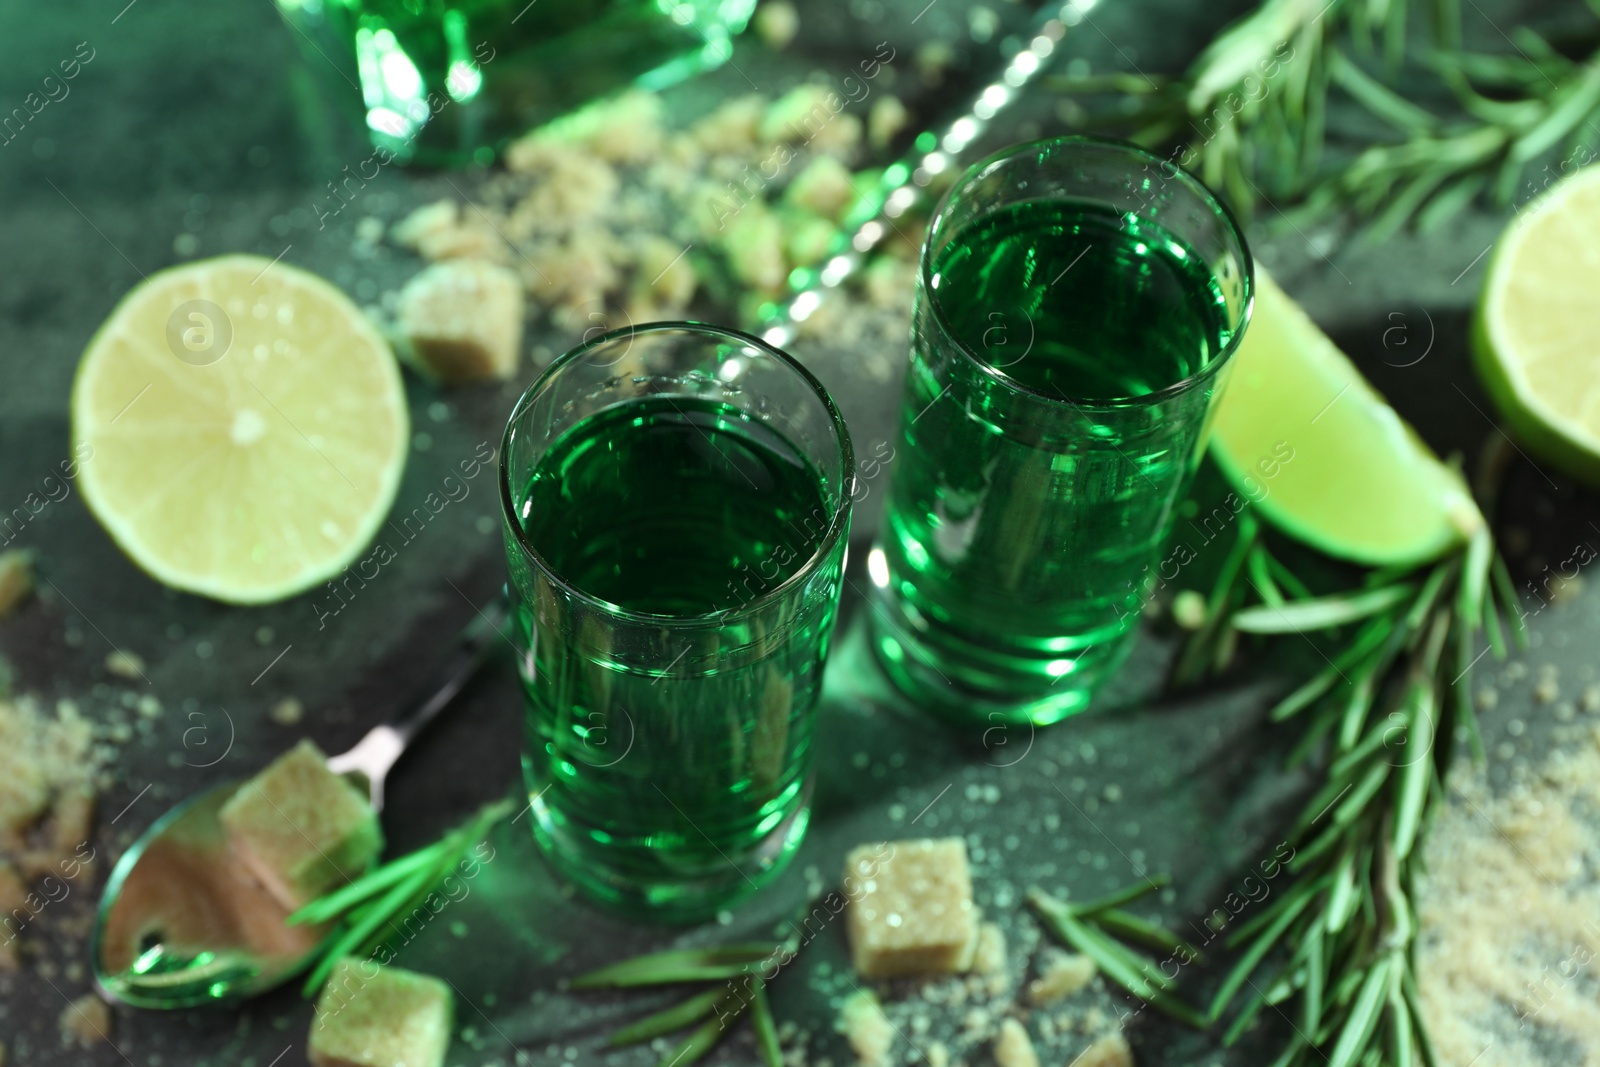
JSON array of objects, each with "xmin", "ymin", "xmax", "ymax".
[
  {"xmin": 845, "ymin": 838, "xmax": 977, "ymax": 978},
  {"xmin": 219, "ymin": 740, "xmax": 382, "ymax": 911},
  {"xmin": 310, "ymin": 958, "xmax": 452, "ymax": 1067},
  {"xmin": 398, "ymin": 260, "xmax": 525, "ymax": 384}
]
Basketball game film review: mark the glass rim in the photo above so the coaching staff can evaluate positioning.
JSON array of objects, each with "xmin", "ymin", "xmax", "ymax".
[
  {"xmin": 498, "ymin": 320, "xmax": 855, "ymax": 629},
  {"xmin": 920, "ymin": 134, "xmax": 1255, "ymax": 411}
]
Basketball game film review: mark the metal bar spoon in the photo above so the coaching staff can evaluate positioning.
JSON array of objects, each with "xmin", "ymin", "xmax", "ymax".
[{"xmin": 91, "ymin": 603, "xmax": 507, "ymax": 1009}]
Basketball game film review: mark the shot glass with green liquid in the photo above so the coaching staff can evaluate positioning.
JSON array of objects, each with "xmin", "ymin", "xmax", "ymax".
[
  {"xmin": 500, "ymin": 323, "xmax": 853, "ymax": 920},
  {"xmin": 870, "ymin": 137, "xmax": 1252, "ymax": 727}
]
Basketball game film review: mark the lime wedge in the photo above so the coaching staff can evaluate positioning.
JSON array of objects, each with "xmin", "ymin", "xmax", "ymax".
[
  {"xmin": 1210, "ymin": 270, "xmax": 1482, "ymax": 567},
  {"xmin": 73, "ymin": 256, "xmax": 409, "ymax": 604},
  {"xmin": 1474, "ymin": 165, "xmax": 1600, "ymax": 485}
]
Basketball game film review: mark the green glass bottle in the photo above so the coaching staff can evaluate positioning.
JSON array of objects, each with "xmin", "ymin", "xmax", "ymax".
[{"xmin": 274, "ymin": 0, "xmax": 755, "ymax": 166}]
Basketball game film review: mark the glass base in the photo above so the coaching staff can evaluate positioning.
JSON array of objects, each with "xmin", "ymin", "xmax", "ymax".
[
  {"xmin": 867, "ymin": 587, "xmax": 1132, "ymax": 728},
  {"xmin": 521, "ymin": 755, "xmax": 812, "ymax": 924}
]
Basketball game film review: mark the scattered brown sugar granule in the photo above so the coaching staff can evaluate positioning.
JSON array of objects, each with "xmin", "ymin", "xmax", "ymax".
[
  {"xmin": 1075, "ymin": 1032, "xmax": 1135, "ymax": 1067},
  {"xmin": 1415, "ymin": 735, "xmax": 1600, "ymax": 1066},
  {"xmin": 837, "ymin": 988, "xmax": 893, "ymax": 1067},
  {"xmin": 392, "ymin": 83, "xmax": 912, "ymax": 351},
  {"xmin": 0, "ymin": 696, "xmax": 98, "ymax": 881},
  {"xmin": 993, "ymin": 1018, "xmax": 1040, "ymax": 1067},
  {"xmin": 270, "ymin": 697, "xmax": 304, "ymax": 726},
  {"xmin": 972, "ymin": 921, "xmax": 1007, "ymax": 975},
  {"xmin": 103, "ymin": 649, "xmax": 144, "ymax": 680},
  {"xmin": 57, "ymin": 994, "xmax": 111, "ymax": 1047},
  {"xmin": 0, "ymin": 551, "xmax": 33, "ymax": 617},
  {"xmin": 1028, "ymin": 950, "xmax": 1098, "ymax": 1005},
  {"xmin": 753, "ymin": 0, "xmax": 799, "ymax": 49}
]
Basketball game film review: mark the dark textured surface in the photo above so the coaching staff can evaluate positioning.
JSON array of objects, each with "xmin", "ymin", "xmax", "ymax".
[{"xmin": 0, "ymin": 1, "xmax": 1593, "ymax": 1065}]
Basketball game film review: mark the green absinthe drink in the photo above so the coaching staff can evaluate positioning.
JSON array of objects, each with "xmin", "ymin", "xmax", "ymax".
[
  {"xmin": 501, "ymin": 325, "xmax": 852, "ymax": 920},
  {"xmin": 872, "ymin": 137, "xmax": 1252, "ymax": 727}
]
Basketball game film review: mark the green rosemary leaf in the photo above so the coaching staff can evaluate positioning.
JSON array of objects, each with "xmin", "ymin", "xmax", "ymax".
[
  {"xmin": 1066, "ymin": 874, "xmax": 1170, "ymax": 917},
  {"xmin": 1337, "ymin": 653, "xmax": 1385, "ymax": 752},
  {"xmin": 1481, "ymin": 579, "xmax": 1507, "ymax": 660},
  {"xmin": 1233, "ymin": 583, "xmax": 1413, "ymax": 634},
  {"xmin": 1382, "ymin": 0, "xmax": 1405, "ymax": 75},
  {"xmin": 1509, "ymin": 24, "xmax": 1564, "ymax": 63},
  {"xmin": 1333, "ymin": 761, "xmax": 1391, "ymax": 827},
  {"xmin": 1414, "ymin": 173, "xmax": 1486, "ymax": 233},
  {"xmin": 1222, "ymin": 978, "xmax": 1269, "ymax": 1046},
  {"xmin": 1030, "ymin": 890, "xmax": 1205, "ymax": 1026},
  {"xmin": 656, "ymin": 996, "xmax": 751, "ymax": 1067},
  {"xmin": 1303, "ymin": 914, "xmax": 1327, "ymax": 1038},
  {"xmin": 1324, "ymin": 847, "xmax": 1360, "ymax": 935},
  {"xmin": 1391, "ymin": 687, "xmax": 1436, "ymax": 860},
  {"xmin": 1329, "ymin": 48, "xmax": 1437, "ymax": 132},
  {"xmin": 1264, "ymin": 551, "xmax": 1315, "ymax": 601},
  {"xmin": 1248, "ymin": 544, "xmax": 1286, "ymax": 607},
  {"xmin": 572, "ymin": 945, "xmax": 777, "ymax": 989},
  {"xmin": 1271, "ymin": 663, "xmax": 1343, "ymax": 723},
  {"xmin": 1094, "ymin": 907, "xmax": 1203, "ymax": 962},
  {"xmin": 1031, "ymin": 891, "xmax": 1174, "ymax": 990},
  {"xmin": 1210, "ymin": 883, "xmax": 1318, "ymax": 1021},
  {"xmin": 302, "ymin": 859, "xmax": 437, "ymax": 996},
  {"xmin": 751, "ymin": 982, "xmax": 783, "ymax": 1067},
  {"xmin": 354, "ymin": 800, "xmax": 515, "ymax": 962},
  {"xmin": 286, "ymin": 842, "xmax": 445, "ymax": 926},
  {"xmin": 1455, "ymin": 526, "xmax": 1492, "ymax": 634},
  {"xmin": 1267, "ymin": 607, "xmax": 1395, "ymax": 726},
  {"xmin": 1425, "ymin": 48, "xmax": 1557, "ymax": 89},
  {"xmin": 1294, "ymin": 813, "xmax": 1361, "ymax": 875},
  {"xmin": 1327, "ymin": 961, "xmax": 1367, "ymax": 1015},
  {"xmin": 1287, "ymin": 703, "xmax": 1340, "ymax": 768},
  {"xmin": 1174, "ymin": 512, "xmax": 1257, "ymax": 685},
  {"xmin": 1388, "ymin": 967, "xmax": 1415, "ymax": 1066},
  {"xmin": 1403, "ymin": 559, "xmax": 1457, "ymax": 642},
  {"xmin": 1327, "ymin": 723, "xmax": 1389, "ymax": 780},
  {"xmin": 1453, "ymin": 619, "xmax": 1487, "ymax": 764},
  {"xmin": 1490, "ymin": 149, "xmax": 1524, "ymax": 206},
  {"xmin": 1329, "ymin": 957, "xmax": 1393, "ymax": 1067},
  {"xmin": 1490, "ymin": 554, "xmax": 1528, "ymax": 649},
  {"xmin": 610, "ymin": 988, "xmax": 725, "ymax": 1047},
  {"xmin": 1269, "ymin": 1035, "xmax": 1311, "ymax": 1067},
  {"xmin": 1364, "ymin": 562, "xmax": 1422, "ymax": 590}
]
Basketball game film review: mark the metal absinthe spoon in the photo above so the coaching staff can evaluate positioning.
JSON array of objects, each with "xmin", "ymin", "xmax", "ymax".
[{"xmin": 92, "ymin": 604, "xmax": 506, "ymax": 1009}]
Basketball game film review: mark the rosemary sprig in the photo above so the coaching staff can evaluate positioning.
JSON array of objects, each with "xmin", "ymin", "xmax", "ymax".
[
  {"xmin": 573, "ymin": 941, "xmax": 789, "ymax": 1067},
  {"xmin": 289, "ymin": 798, "xmax": 514, "ymax": 997},
  {"xmin": 1174, "ymin": 518, "xmax": 1512, "ymax": 1065},
  {"xmin": 1028, "ymin": 878, "xmax": 1208, "ymax": 1028},
  {"xmin": 1050, "ymin": 0, "xmax": 1600, "ymax": 233}
]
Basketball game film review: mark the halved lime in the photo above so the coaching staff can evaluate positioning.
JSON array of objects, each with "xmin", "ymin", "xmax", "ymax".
[
  {"xmin": 73, "ymin": 256, "xmax": 409, "ymax": 604},
  {"xmin": 1474, "ymin": 165, "xmax": 1600, "ymax": 485},
  {"xmin": 1210, "ymin": 270, "xmax": 1482, "ymax": 567}
]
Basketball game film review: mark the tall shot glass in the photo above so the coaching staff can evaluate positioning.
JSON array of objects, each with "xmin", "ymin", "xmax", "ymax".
[
  {"xmin": 869, "ymin": 136, "xmax": 1253, "ymax": 727},
  {"xmin": 500, "ymin": 323, "xmax": 854, "ymax": 921}
]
